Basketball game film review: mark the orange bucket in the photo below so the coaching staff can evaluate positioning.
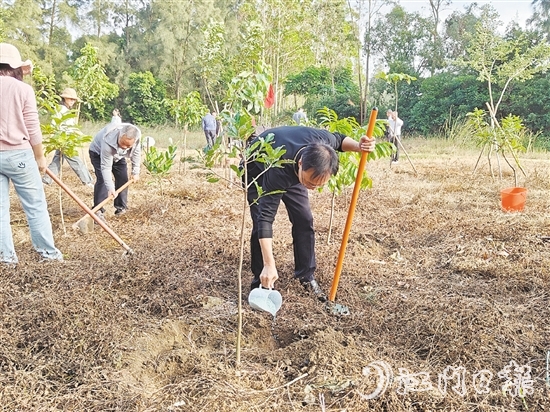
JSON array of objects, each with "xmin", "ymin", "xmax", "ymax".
[{"xmin": 500, "ymin": 187, "xmax": 527, "ymax": 212}]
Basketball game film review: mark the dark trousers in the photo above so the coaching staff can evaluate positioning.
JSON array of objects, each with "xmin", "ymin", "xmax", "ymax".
[
  {"xmin": 204, "ymin": 129, "xmax": 216, "ymax": 147},
  {"xmin": 247, "ymin": 165, "xmax": 316, "ymax": 286},
  {"xmin": 89, "ymin": 151, "xmax": 129, "ymax": 212},
  {"xmin": 390, "ymin": 134, "xmax": 400, "ymax": 161}
]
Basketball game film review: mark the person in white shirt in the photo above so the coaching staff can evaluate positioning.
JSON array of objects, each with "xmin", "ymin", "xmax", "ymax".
[
  {"xmin": 387, "ymin": 110, "xmax": 404, "ymax": 164},
  {"xmin": 292, "ymin": 108, "xmax": 308, "ymax": 125}
]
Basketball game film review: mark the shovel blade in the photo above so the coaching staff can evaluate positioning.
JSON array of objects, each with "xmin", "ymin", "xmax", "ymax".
[
  {"xmin": 75, "ymin": 216, "xmax": 94, "ymax": 234},
  {"xmin": 325, "ymin": 301, "xmax": 350, "ymax": 316}
]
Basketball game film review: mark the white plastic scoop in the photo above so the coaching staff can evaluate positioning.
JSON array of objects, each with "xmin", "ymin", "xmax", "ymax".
[{"xmin": 248, "ymin": 286, "xmax": 282, "ymax": 316}]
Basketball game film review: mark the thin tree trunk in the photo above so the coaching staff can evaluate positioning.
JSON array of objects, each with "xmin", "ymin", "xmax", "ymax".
[
  {"xmin": 473, "ymin": 142, "xmax": 487, "ymax": 174},
  {"xmin": 48, "ymin": 0, "xmax": 57, "ymax": 46},
  {"xmin": 58, "ymin": 164, "xmax": 66, "ymax": 235},
  {"xmin": 236, "ymin": 168, "xmax": 248, "ymax": 367}
]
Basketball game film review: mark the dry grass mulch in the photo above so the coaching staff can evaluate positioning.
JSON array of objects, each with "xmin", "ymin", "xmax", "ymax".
[{"xmin": 1, "ymin": 139, "xmax": 549, "ymax": 411}]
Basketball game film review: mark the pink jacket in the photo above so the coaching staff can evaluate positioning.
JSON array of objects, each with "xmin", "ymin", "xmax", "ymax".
[{"xmin": 0, "ymin": 76, "xmax": 42, "ymax": 150}]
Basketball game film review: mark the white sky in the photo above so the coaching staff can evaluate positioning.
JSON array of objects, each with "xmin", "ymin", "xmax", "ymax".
[{"xmin": 399, "ymin": 0, "xmax": 534, "ymax": 27}]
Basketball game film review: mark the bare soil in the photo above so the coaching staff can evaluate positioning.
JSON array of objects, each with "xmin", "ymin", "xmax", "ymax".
[{"xmin": 1, "ymin": 140, "xmax": 549, "ymax": 411}]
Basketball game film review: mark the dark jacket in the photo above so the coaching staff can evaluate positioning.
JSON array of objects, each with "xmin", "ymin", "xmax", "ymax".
[{"xmin": 249, "ymin": 126, "xmax": 346, "ymax": 238}]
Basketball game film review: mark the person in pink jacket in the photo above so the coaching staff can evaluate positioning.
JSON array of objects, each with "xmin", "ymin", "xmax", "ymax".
[{"xmin": 0, "ymin": 43, "xmax": 63, "ymax": 264}]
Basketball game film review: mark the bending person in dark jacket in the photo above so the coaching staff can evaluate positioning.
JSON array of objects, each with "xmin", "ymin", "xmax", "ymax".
[{"xmin": 246, "ymin": 126, "xmax": 375, "ymax": 301}]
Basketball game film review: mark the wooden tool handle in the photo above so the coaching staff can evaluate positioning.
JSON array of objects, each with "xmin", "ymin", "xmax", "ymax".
[{"xmin": 72, "ymin": 180, "xmax": 133, "ymax": 228}]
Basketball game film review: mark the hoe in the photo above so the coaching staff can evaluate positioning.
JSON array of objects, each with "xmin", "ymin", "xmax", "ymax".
[
  {"xmin": 327, "ymin": 107, "xmax": 378, "ymax": 315},
  {"xmin": 45, "ymin": 169, "xmax": 134, "ymax": 255}
]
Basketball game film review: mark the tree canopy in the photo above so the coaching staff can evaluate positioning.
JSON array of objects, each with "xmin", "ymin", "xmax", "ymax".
[{"xmin": 2, "ymin": 0, "xmax": 549, "ymax": 143}]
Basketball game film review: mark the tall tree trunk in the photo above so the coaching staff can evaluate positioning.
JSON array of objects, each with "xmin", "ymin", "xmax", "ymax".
[
  {"xmin": 96, "ymin": 0, "xmax": 101, "ymax": 38},
  {"xmin": 48, "ymin": 0, "xmax": 57, "ymax": 46}
]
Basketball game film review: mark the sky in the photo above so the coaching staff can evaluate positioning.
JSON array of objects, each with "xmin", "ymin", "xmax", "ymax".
[{"xmin": 399, "ymin": 0, "xmax": 535, "ymax": 27}]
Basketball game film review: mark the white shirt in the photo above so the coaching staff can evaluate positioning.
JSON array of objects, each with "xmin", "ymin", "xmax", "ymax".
[{"xmin": 388, "ymin": 117, "xmax": 404, "ymax": 136}]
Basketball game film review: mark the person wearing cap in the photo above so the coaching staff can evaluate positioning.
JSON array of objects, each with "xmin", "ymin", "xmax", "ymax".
[
  {"xmin": 88, "ymin": 122, "xmax": 141, "ymax": 218},
  {"xmin": 42, "ymin": 87, "xmax": 94, "ymax": 186},
  {"xmin": 0, "ymin": 42, "xmax": 63, "ymax": 264}
]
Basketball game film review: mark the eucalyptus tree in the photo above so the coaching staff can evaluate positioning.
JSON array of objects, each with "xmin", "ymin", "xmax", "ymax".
[
  {"xmin": 309, "ymin": 0, "xmax": 356, "ymax": 92},
  {"xmin": 356, "ymin": 0, "xmax": 386, "ymax": 123},
  {"xmin": 239, "ymin": 0, "xmax": 316, "ymax": 112},
  {"xmin": 111, "ymin": 0, "xmax": 143, "ymax": 51},
  {"xmin": 39, "ymin": 0, "xmax": 78, "ymax": 45},
  {"xmin": 367, "ymin": 5, "xmax": 433, "ymax": 76},
  {"xmin": 34, "ymin": 0, "xmax": 79, "ymax": 78},
  {"xmin": 196, "ymin": 20, "xmax": 226, "ymax": 110},
  {"xmin": 1, "ymin": 0, "xmax": 43, "ymax": 60},
  {"xmin": 138, "ymin": 0, "xmax": 223, "ymax": 100},
  {"xmin": 529, "ymin": 0, "xmax": 550, "ymax": 39},
  {"xmin": 73, "ymin": 0, "xmax": 116, "ymax": 38},
  {"xmin": 443, "ymin": 3, "xmax": 486, "ymax": 68},
  {"xmin": 425, "ymin": 0, "xmax": 450, "ymax": 74}
]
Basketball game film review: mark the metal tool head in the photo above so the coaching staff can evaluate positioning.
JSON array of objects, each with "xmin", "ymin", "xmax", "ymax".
[
  {"xmin": 74, "ymin": 216, "xmax": 94, "ymax": 234},
  {"xmin": 325, "ymin": 301, "xmax": 350, "ymax": 316}
]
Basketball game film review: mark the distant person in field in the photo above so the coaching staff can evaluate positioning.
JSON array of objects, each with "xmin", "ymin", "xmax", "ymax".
[
  {"xmin": 385, "ymin": 110, "xmax": 393, "ymax": 141},
  {"xmin": 202, "ymin": 110, "xmax": 218, "ymax": 149},
  {"xmin": 244, "ymin": 126, "xmax": 376, "ymax": 301},
  {"xmin": 88, "ymin": 122, "xmax": 141, "ymax": 220},
  {"xmin": 42, "ymin": 87, "xmax": 93, "ymax": 186},
  {"xmin": 0, "ymin": 42, "xmax": 63, "ymax": 264},
  {"xmin": 292, "ymin": 107, "xmax": 308, "ymax": 125},
  {"xmin": 387, "ymin": 110, "xmax": 404, "ymax": 164}
]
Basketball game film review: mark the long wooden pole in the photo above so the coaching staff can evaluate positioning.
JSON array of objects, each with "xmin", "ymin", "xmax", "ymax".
[
  {"xmin": 328, "ymin": 107, "xmax": 378, "ymax": 302},
  {"xmin": 45, "ymin": 169, "xmax": 134, "ymax": 254},
  {"xmin": 71, "ymin": 180, "xmax": 133, "ymax": 229}
]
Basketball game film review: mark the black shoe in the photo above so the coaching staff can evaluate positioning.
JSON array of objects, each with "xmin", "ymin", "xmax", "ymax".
[
  {"xmin": 301, "ymin": 279, "xmax": 327, "ymax": 302},
  {"xmin": 114, "ymin": 208, "xmax": 127, "ymax": 216},
  {"xmin": 95, "ymin": 211, "xmax": 107, "ymax": 224}
]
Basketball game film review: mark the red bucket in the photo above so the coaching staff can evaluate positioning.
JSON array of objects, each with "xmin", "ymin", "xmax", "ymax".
[{"xmin": 500, "ymin": 187, "xmax": 527, "ymax": 212}]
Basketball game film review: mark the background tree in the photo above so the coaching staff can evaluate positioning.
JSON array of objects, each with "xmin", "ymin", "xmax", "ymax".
[
  {"xmin": 460, "ymin": 12, "xmax": 550, "ymax": 124},
  {"xmin": 425, "ymin": 0, "xmax": 450, "ymax": 74},
  {"xmin": 0, "ymin": 6, "xmax": 9, "ymax": 41},
  {"xmin": 529, "ymin": 0, "xmax": 550, "ymax": 39},
  {"xmin": 196, "ymin": 20, "xmax": 226, "ymax": 110},
  {"xmin": 125, "ymin": 71, "xmax": 166, "ymax": 125},
  {"xmin": 165, "ymin": 91, "xmax": 208, "ymax": 171},
  {"xmin": 66, "ymin": 43, "xmax": 119, "ymax": 120},
  {"xmin": 1, "ymin": 0, "xmax": 43, "ymax": 64},
  {"xmin": 375, "ymin": 71, "xmax": 417, "ymax": 113},
  {"xmin": 74, "ymin": 0, "xmax": 116, "ymax": 38},
  {"xmin": 284, "ymin": 66, "xmax": 360, "ymax": 122},
  {"xmin": 408, "ymin": 72, "xmax": 486, "ymax": 135},
  {"xmin": 368, "ymin": 5, "xmax": 433, "ymax": 75},
  {"xmin": 358, "ymin": 0, "xmax": 386, "ymax": 124}
]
